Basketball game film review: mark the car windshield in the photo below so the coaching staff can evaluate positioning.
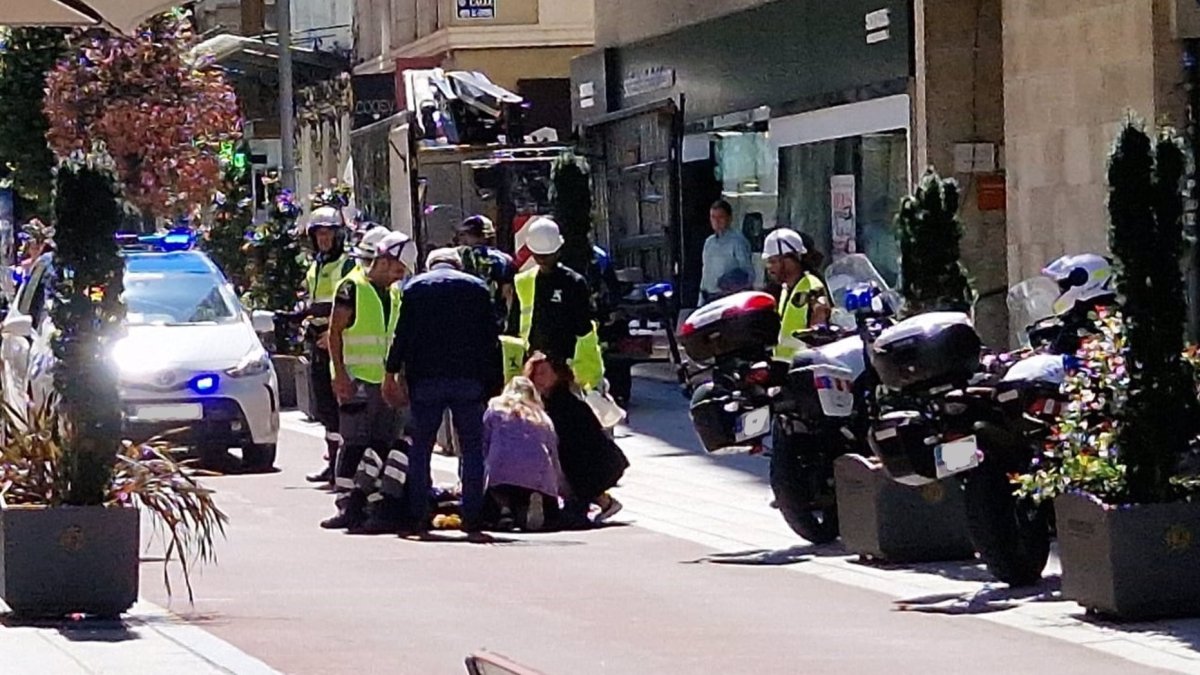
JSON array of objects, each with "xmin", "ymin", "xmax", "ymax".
[{"xmin": 123, "ymin": 271, "xmax": 240, "ymax": 326}]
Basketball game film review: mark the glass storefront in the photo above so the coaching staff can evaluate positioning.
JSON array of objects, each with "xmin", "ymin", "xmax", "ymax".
[{"xmin": 776, "ymin": 130, "xmax": 908, "ymax": 286}]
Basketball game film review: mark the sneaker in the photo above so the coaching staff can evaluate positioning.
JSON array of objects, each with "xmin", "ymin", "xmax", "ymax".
[
  {"xmin": 525, "ymin": 493, "xmax": 545, "ymax": 532},
  {"xmin": 594, "ymin": 494, "xmax": 623, "ymax": 524}
]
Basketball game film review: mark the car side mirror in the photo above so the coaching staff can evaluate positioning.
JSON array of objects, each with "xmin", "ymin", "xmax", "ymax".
[
  {"xmin": 2, "ymin": 314, "xmax": 33, "ymax": 339},
  {"xmin": 250, "ymin": 310, "xmax": 275, "ymax": 334}
]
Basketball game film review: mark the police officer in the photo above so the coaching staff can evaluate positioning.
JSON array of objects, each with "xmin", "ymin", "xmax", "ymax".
[
  {"xmin": 303, "ymin": 207, "xmax": 357, "ymax": 484},
  {"xmin": 321, "ymin": 231, "xmax": 416, "ymax": 530},
  {"xmin": 507, "ymin": 217, "xmax": 604, "ymax": 391},
  {"xmin": 454, "ymin": 215, "xmax": 515, "ymax": 329},
  {"xmin": 762, "ymin": 228, "xmax": 830, "ymax": 362}
]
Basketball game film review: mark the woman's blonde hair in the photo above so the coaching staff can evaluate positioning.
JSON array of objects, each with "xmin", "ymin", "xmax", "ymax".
[{"xmin": 489, "ymin": 376, "xmax": 549, "ymax": 424}]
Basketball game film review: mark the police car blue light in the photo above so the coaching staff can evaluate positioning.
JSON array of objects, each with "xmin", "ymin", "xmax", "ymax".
[{"xmin": 189, "ymin": 374, "xmax": 219, "ymax": 395}]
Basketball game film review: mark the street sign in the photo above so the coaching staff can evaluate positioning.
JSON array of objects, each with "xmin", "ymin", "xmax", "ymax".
[{"xmin": 457, "ymin": 0, "xmax": 495, "ymax": 19}]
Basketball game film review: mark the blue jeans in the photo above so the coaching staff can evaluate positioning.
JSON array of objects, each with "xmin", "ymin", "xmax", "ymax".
[{"xmin": 407, "ymin": 378, "xmax": 486, "ymax": 529}]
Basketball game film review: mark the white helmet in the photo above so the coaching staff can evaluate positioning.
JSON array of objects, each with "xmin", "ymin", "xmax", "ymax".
[
  {"xmin": 524, "ymin": 216, "xmax": 564, "ymax": 256},
  {"xmin": 305, "ymin": 206, "xmax": 345, "ymax": 233},
  {"xmin": 375, "ymin": 231, "xmax": 418, "ymax": 271},
  {"xmin": 1042, "ymin": 253, "xmax": 1114, "ymax": 315},
  {"xmin": 762, "ymin": 228, "xmax": 807, "ymax": 260},
  {"xmin": 352, "ymin": 226, "xmax": 390, "ymax": 259}
]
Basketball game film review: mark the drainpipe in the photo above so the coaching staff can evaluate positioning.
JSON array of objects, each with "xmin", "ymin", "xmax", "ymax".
[
  {"xmin": 1184, "ymin": 38, "xmax": 1200, "ymax": 343},
  {"xmin": 278, "ymin": 0, "xmax": 296, "ymax": 191}
]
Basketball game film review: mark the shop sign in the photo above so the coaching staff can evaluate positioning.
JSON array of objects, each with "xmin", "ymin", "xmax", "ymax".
[
  {"xmin": 352, "ymin": 73, "xmax": 398, "ymax": 129},
  {"xmin": 622, "ymin": 67, "xmax": 675, "ymax": 99},
  {"xmin": 830, "ymin": 175, "xmax": 857, "ymax": 256},
  {"xmin": 457, "ymin": 0, "xmax": 495, "ymax": 19}
]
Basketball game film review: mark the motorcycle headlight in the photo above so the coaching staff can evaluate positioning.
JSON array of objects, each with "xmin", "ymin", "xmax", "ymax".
[{"xmin": 226, "ymin": 349, "xmax": 271, "ymax": 378}]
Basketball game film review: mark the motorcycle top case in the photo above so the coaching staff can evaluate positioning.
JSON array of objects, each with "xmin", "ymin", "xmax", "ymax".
[
  {"xmin": 870, "ymin": 312, "xmax": 982, "ymax": 391},
  {"xmin": 680, "ymin": 292, "xmax": 781, "ymax": 362}
]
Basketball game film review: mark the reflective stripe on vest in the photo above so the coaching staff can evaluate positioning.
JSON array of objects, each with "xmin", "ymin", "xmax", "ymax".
[
  {"xmin": 335, "ymin": 268, "xmax": 402, "ymax": 384},
  {"xmin": 774, "ymin": 274, "xmax": 824, "ymax": 362},
  {"xmin": 514, "ymin": 268, "xmax": 605, "ymax": 391},
  {"xmin": 307, "ymin": 254, "xmax": 350, "ymax": 304}
]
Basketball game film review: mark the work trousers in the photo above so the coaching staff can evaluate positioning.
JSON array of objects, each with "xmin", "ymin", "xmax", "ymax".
[{"xmin": 407, "ymin": 378, "xmax": 486, "ymax": 528}]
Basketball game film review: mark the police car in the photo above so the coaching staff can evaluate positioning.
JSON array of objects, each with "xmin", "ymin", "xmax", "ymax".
[{"xmin": 0, "ymin": 234, "xmax": 280, "ymax": 471}]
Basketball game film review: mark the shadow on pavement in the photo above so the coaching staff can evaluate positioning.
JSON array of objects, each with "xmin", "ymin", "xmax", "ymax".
[
  {"xmin": 686, "ymin": 543, "xmax": 846, "ymax": 566},
  {"xmin": 893, "ymin": 576, "xmax": 1062, "ymax": 616},
  {"xmin": 1, "ymin": 614, "xmax": 140, "ymax": 643},
  {"xmin": 849, "ymin": 556, "xmax": 996, "ymax": 584},
  {"xmin": 1075, "ymin": 612, "xmax": 1200, "ymax": 656}
]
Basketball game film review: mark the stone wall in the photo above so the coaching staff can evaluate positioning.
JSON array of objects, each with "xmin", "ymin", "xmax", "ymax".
[
  {"xmin": 1002, "ymin": 0, "xmax": 1182, "ymax": 289},
  {"xmin": 914, "ymin": 0, "xmax": 1007, "ymax": 346}
]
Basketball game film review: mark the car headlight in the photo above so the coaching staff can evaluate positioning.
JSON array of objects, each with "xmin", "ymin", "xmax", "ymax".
[{"xmin": 226, "ymin": 349, "xmax": 271, "ymax": 378}]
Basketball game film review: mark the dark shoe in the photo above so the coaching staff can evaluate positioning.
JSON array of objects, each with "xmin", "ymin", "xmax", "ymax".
[
  {"xmin": 320, "ymin": 491, "xmax": 366, "ymax": 529},
  {"xmin": 306, "ymin": 466, "xmax": 334, "ymax": 483},
  {"xmin": 350, "ymin": 498, "xmax": 406, "ymax": 535}
]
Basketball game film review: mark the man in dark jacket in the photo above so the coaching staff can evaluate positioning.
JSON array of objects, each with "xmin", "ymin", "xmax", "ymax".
[{"xmin": 383, "ymin": 248, "xmax": 502, "ymax": 533}]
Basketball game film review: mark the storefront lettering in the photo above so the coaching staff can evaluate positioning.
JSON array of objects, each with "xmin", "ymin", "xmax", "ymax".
[{"xmin": 622, "ymin": 67, "xmax": 675, "ymax": 99}]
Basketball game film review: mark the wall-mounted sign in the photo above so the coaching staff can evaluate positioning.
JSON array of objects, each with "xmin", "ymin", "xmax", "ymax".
[
  {"xmin": 457, "ymin": 0, "xmax": 495, "ymax": 19},
  {"xmin": 977, "ymin": 174, "xmax": 1006, "ymax": 211},
  {"xmin": 622, "ymin": 67, "xmax": 675, "ymax": 99},
  {"xmin": 352, "ymin": 73, "xmax": 398, "ymax": 129},
  {"xmin": 830, "ymin": 175, "xmax": 857, "ymax": 256},
  {"xmin": 865, "ymin": 8, "xmax": 891, "ymax": 44}
]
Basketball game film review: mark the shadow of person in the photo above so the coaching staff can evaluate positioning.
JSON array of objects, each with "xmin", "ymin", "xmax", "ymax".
[{"xmin": 894, "ymin": 576, "xmax": 1062, "ymax": 616}]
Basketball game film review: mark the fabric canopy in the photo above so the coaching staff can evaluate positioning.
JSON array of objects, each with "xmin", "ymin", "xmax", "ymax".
[{"xmin": 0, "ymin": 0, "xmax": 180, "ymax": 33}]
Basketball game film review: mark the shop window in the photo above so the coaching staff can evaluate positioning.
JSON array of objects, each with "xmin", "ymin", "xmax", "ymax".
[{"xmin": 777, "ymin": 130, "xmax": 907, "ymax": 286}]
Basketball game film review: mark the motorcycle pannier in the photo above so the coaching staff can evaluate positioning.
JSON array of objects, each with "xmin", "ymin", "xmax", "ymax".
[
  {"xmin": 680, "ymin": 292, "xmax": 781, "ymax": 362},
  {"xmin": 688, "ymin": 384, "xmax": 742, "ymax": 452},
  {"xmin": 871, "ymin": 312, "xmax": 981, "ymax": 390},
  {"xmin": 868, "ymin": 410, "xmax": 939, "ymax": 486}
]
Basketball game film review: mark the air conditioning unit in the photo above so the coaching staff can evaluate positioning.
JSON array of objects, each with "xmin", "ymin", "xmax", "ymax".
[{"xmin": 1175, "ymin": 0, "xmax": 1200, "ymax": 38}]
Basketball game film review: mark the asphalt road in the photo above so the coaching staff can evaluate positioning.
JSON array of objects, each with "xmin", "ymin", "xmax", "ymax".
[{"xmin": 137, "ymin": 388, "xmax": 1175, "ymax": 675}]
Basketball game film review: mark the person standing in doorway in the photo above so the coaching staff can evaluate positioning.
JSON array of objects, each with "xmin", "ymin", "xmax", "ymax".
[
  {"xmin": 320, "ymin": 232, "xmax": 414, "ymax": 530},
  {"xmin": 383, "ymin": 248, "xmax": 503, "ymax": 534},
  {"xmin": 699, "ymin": 199, "xmax": 754, "ymax": 305}
]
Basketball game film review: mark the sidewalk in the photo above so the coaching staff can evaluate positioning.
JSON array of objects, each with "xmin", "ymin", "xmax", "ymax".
[{"xmin": 0, "ymin": 600, "xmax": 280, "ymax": 675}]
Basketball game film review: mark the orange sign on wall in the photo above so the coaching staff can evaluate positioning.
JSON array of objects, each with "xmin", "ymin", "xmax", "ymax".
[{"xmin": 977, "ymin": 174, "xmax": 1006, "ymax": 212}]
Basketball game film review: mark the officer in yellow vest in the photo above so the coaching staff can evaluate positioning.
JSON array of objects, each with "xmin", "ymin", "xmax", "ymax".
[
  {"xmin": 506, "ymin": 217, "xmax": 604, "ymax": 391},
  {"xmin": 302, "ymin": 207, "xmax": 358, "ymax": 484},
  {"xmin": 321, "ymin": 231, "xmax": 415, "ymax": 530},
  {"xmin": 763, "ymin": 228, "xmax": 831, "ymax": 362}
]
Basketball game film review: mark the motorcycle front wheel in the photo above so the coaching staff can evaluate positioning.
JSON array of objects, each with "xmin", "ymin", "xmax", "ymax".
[
  {"xmin": 769, "ymin": 435, "xmax": 839, "ymax": 545},
  {"xmin": 961, "ymin": 461, "xmax": 1051, "ymax": 587}
]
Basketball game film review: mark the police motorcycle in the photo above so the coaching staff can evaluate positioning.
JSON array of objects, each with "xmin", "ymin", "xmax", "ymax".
[
  {"xmin": 867, "ymin": 254, "xmax": 1114, "ymax": 586},
  {"xmin": 681, "ymin": 254, "xmax": 897, "ymax": 544}
]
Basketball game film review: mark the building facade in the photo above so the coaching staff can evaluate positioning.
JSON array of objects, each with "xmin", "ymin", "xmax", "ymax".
[{"xmin": 575, "ymin": 0, "xmax": 1008, "ymax": 344}]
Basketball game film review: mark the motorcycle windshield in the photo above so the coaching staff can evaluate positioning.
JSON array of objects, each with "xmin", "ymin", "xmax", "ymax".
[
  {"xmin": 1007, "ymin": 277, "xmax": 1058, "ymax": 347},
  {"xmin": 824, "ymin": 254, "xmax": 901, "ymax": 327}
]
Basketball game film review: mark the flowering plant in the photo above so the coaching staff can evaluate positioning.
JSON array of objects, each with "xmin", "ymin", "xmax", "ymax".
[
  {"xmin": 309, "ymin": 180, "xmax": 353, "ymax": 211},
  {"xmin": 42, "ymin": 10, "xmax": 240, "ymax": 219},
  {"xmin": 243, "ymin": 175, "xmax": 306, "ymax": 353}
]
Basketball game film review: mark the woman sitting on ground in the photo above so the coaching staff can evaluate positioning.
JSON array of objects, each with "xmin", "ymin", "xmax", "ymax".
[
  {"xmin": 525, "ymin": 353, "xmax": 629, "ymax": 527},
  {"xmin": 482, "ymin": 376, "xmax": 563, "ymax": 531}
]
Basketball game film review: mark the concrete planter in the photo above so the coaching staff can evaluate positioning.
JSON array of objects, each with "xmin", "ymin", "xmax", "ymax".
[
  {"xmin": 834, "ymin": 454, "xmax": 975, "ymax": 563},
  {"xmin": 271, "ymin": 355, "xmax": 300, "ymax": 410},
  {"xmin": 1056, "ymin": 492, "xmax": 1200, "ymax": 619},
  {"xmin": 0, "ymin": 505, "xmax": 139, "ymax": 618}
]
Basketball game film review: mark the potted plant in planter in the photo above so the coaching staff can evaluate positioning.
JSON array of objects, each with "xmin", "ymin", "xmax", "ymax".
[
  {"xmin": 835, "ymin": 169, "xmax": 976, "ymax": 563},
  {"xmin": 1015, "ymin": 119, "xmax": 1200, "ymax": 619},
  {"xmin": 0, "ymin": 10, "xmax": 239, "ymax": 618}
]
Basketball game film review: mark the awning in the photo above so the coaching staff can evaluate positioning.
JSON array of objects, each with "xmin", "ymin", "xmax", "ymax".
[
  {"xmin": 0, "ymin": 0, "xmax": 178, "ymax": 33},
  {"xmin": 193, "ymin": 33, "xmax": 346, "ymax": 84}
]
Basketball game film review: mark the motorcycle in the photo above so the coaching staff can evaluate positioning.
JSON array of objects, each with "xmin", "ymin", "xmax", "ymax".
[{"xmin": 681, "ymin": 254, "xmax": 896, "ymax": 544}]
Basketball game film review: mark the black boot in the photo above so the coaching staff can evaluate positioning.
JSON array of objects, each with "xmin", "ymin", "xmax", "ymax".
[
  {"xmin": 351, "ymin": 496, "xmax": 407, "ymax": 535},
  {"xmin": 320, "ymin": 490, "xmax": 367, "ymax": 529},
  {"xmin": 307, "ymin": 439, "xmax": 340, "ymax": 483}
]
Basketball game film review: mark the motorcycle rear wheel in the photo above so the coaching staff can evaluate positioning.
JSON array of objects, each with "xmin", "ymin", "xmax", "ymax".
[
  {"xmin": 961, "ymin": 462, "xmax": 1051, "ymax": 587},
  {"xmin": 769, "ymin": 438, "xmax": 839, "ymax": 545}
]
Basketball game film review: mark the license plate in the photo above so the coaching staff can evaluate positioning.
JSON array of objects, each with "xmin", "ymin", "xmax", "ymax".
[
  {"xmin": 935, "ymin": 436, "xmax": 981, "ymax": 477},
  {"xmin": 734, "ymin": 406, "xmax": 772, "ymax": 442},
  {"xmin": 132, "ymin": 403, "xmax": 203, "ymax": 421}
]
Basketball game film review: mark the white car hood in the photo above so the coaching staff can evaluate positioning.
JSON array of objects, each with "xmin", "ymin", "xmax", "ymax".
[{"xmin": 113, "ymin": 321, "xmax": 260, "ymax": 373}]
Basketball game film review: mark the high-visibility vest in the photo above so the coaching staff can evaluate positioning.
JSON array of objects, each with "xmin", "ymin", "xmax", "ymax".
[
  {"xmin": 334, "ymin": 268, "xmax": 402, "ymax": 385},
  {"xmin": 513, "ymin": 268, "xmax": 605, "ymax": 391},
  {"xmin": 306, "ymin": 254, "xmax": 351, "ymax": 304},
  {"xmin": 773, "ymin": 273, "xmax": 825, "ymax": 362}
]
